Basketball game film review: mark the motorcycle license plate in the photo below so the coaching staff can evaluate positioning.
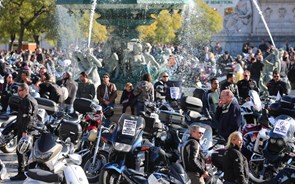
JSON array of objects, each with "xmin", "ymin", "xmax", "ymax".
[{"xmin": 122, "ymin": 119, "xmax": 137, "ymax": 136}]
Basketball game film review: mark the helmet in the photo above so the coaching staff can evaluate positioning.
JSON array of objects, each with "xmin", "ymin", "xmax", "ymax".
[
  {"xmin": 87, "ymin": 129, "xmax": 98, "ymax": 142},
  {"xmin": 17, "ymin": 135, "xmax": 33, "ymax": 154}
]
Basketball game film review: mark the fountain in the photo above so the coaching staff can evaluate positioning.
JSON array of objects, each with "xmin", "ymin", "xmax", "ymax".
[{"xmin": 56, "ymin": 0, "xmax": 189, "ymax": 89}]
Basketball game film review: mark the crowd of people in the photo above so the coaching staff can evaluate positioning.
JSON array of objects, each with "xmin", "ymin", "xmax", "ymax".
[{"xmin": 0, "ymin": 38, "xmax": 295, "ymax": 182}]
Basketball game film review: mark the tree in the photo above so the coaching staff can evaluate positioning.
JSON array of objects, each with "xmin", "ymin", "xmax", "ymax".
[
  {"xmin": 179, "ymin": 0, "xmax": 223, "ymax": 48},
  {"xmin": 137, "ymin": 0, "xmax": 223, "ymax": 47},
  {"xmin": 137, "ymin": 10, "xmax": 182, "ymax": 44},
  {"xmin": 0, "ymin": 0, "xmax": 55, "ymax": 50},
  {"xmin": 80, "ymin": 11, "xmax": 108, "ymax": 46}
]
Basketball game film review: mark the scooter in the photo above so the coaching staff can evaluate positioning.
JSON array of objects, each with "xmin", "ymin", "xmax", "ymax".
[{"xmin": 23, "ymin": 121, "xmax": 88, "ymax": 184}]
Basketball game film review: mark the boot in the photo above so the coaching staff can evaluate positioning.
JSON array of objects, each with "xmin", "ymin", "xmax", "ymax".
[{"xmin": 10, "ymin": 172, "xmax": 26, "ymax": 181}]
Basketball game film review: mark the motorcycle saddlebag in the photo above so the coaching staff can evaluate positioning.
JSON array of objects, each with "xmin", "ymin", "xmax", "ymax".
[
  {"xmin": 180, "ymin": 96, "xmax": 203, "ymax": 112},
  {"xmin": 73, "ymin": 98, "xmax": 93, "ymax": 114},
  {"xmin": 59, "ymin": 120, "xmax": 82, "ymax": 144},
  {"xmin": 35, "ymin": 97, "xmax": 58, "ymax": 115},
  {"xmin": 159, "ymin": 110, "xmax": 184, "ymax": 124},
  {"xmin": 8, "ymin": 95, "xmax": 21, "ymax": 112}
]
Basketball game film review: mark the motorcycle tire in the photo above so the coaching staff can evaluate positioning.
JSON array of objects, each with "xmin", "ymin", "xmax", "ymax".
[
  {"xmin": 81, "ymin": 150, "xmax": 108, "ymax": 183},
  {"xmin": 0, "ymin": 136, "xmax": 17, "ymax": 153},
  {"xmin": 99, "ymin": 168, "xmax": 128, "ymax": 184}
]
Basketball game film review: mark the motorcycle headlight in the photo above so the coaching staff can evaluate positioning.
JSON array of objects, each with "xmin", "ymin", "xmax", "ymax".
[
  {"xmin": 114, "ymin": 142, "xmax": 132, "ymax": 152},
  {"xmin": 277, "ymin": 139, "xmax": 285, "ymax": 146},
  {"xmin": 269, "ymin": 138, "xmax": 276, "ymax": 144}
]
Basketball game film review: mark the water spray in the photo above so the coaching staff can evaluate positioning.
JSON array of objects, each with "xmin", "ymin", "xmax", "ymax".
[
  {"xmin": 252, "ymin": 0, "xmax": 276, "ymax": 48},
  {"xmin": 88, "ymin": 0, "xmax": 97, "ymax": 48}
]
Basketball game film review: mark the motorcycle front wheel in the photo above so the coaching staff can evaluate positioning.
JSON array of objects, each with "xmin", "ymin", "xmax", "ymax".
[
  {"xmin": 81, "ymin": 150, "xmax": 108, "ymax": 183},
  {"xmin": 0, "ymin": 135, "xmax": 17, "ymax": 153},
  {"xmin": 99, "ymin": 169, "xmax": 128, "ymax": 184}
]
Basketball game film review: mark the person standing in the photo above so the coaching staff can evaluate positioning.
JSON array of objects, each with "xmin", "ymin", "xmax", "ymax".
[
  {"xmin": 10, "ymin": 83, "xmax": 38, "ymax": 181},
  {"xmin": 215, "ymin": 90, "xmax": 242, "ymax": 140},
  {"xmin": 133, "ymin": 73, "xmax": 154, "ymax": 115},
  {"xmin": 97, "ymin": 73, "xmax": 117, "ymax": 109},
  {"xmin": 120, "ymin": 82, "xmax": 136, "ymax": 115},
  {"xmin": 202, "ymin": 78, "xmax": 220, "ymax": 122},
  {"xmin": 76, "ymin": 71, "xmax": 95, "ymax": 100},
  {"xmin": 182, "ymin": 124, "xmax": 209, "ymax": 184},
  {"xmin": 223, "ymin": 131, "xmax": 249, "ymax": 184},
  {"xmin": 220, "ymin": 73, "xmax": 239, "ymax": 99},
  {"xmin": 60, "ymin": 72, "xmax": 77, "ymax": 113}
]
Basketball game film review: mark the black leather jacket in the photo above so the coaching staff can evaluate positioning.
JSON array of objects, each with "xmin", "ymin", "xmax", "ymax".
[
  {"xmin": 16, "ymin": 94, "xmax": 38, "ymax": 133},
  {"xmin": 223, "ymin": 145, "xmax": 249, "ymax": 184},
  {"xmin": 182, "ymin": 137, "xmax": 206, "ymax": 175}
]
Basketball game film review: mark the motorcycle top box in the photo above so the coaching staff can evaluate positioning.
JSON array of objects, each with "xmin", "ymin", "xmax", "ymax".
[
  {"xmin": 112, "ymin": 113, "xmax": 145, "ymax": 152},
  {"xmin": 159, "ymin": 110, "xmax": 184, "ymax": 124},
  {"xmin": 74, "ymin": 98, "xmax": 94, "ymax": 114},
  {"xmin": 35, "ymin": 97, "xmax": 58, "ymax": 115},
  {"xmin": 180, "ymin": 96, "xmax": 203, "ymax": 113},
  {"xmin": 9, "ymin": 95, "xmax": 58, "ymax": 114},
  {"xmin": 59, "ymin": 118, "xmax": 82, "ymax": 144}
]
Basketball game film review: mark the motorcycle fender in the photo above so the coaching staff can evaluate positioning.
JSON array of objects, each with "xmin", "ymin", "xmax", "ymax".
[
  {"xmin": 102, "ymin": 162, "xmax": 125, "ymax": 174},
  {"xmin": 64, "ymin": 165, "xmax": 89, "ymax": 184}
]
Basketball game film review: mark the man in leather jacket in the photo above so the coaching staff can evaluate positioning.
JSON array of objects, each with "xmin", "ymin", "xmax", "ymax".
[
  {"xmin": 97, "ymin": 73, "xmax": 117, "ymax": 109},
  {"xmin": 182, "ymin": 125, "xmax": 209, "ymax": 184},
  {"xmin": 10, "ymin": 83, "xmax": 38, "ymax": 181},
  {"xmin": 237, "ymin": 70, "xmax": 259, "ymax": 103}
]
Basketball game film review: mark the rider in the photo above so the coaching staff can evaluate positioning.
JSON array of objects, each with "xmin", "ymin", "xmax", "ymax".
[
  {"xmin": 10, "ymin": 83, "xmax": 38, "ymax": 181},
  {"xmin": 182, "ymin": 124, "xmax": 209, "ymax": 184},
  {"xmin": 154, "ymin": 72, "xmax": 174, "ymax": 103}
]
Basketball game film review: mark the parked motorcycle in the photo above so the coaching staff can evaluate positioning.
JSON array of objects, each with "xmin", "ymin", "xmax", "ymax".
[
  {"xmin": 249, "ymin": 115, "xmax": 295, "ymax": 182},
  {"xmin": 24, "ymin": 114, "xmax": 88, "ymax": 184}
]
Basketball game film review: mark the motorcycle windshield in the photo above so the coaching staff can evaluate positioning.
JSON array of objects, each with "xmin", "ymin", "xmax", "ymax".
[
  {"xmin": 115, "ymin": 114, "xmax": 144, "ymax": 145},
  {"xmin": 270, "ymin": 115, "xmax": 295, "ymax": 142},
  {"xmin": 248, "ymin": 90, "xmax": 262, "ymax": 112},
  {"xmin": 37, "ymin": 133, "xmax": 58, "ymax": 152}
]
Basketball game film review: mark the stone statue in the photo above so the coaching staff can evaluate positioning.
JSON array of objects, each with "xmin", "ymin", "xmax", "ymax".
[
  {"xmin": 224, "ymin": 0, "xmax": 252, "ymax": 33},
  {"xmin": 142, "ymin": 43, "xmax": 160, "ymax": 78},
  {"xmin": 73, "ymin": 48, "xmax": 102, "ymax": 90},
  {"xmin": 259, "ymin": 48, "xmax": 284, "ymax": 92},
  {"xmin": 122, "ymin": 42, "xmax": 148, "ymax": 77},
  {"xmin": 101, "ymin": 46, "xmax": 120, "ymax": 79}
]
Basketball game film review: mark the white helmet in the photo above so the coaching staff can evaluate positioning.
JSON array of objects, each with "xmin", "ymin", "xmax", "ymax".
[{"xmin": 17, "ymin": 135, "xmax": 33, "ymax": 154}]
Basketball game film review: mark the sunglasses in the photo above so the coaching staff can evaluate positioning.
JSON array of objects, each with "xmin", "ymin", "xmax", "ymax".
[
  {"xmin": 103, "ymin": 76, "xmax": 109, "ymax": 78},
  {"xmin": 162, "ymin": 76, "xmax": 169, "ymax": 78},
  {"xmin": 273, "ymin": 75, "xmax": 279, "ymax": 78},
  {"xmin": 18, "ymin": 89, "xmax": 24, "ymax": 92}
]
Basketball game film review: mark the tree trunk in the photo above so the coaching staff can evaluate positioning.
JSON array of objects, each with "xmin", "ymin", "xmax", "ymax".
[
  {"xmin": 9, "ymin": 34, "xmax": 16, "ymax": 51},
  {"xmin": 33, "ymin": 35, "xmax": 40, "ymax": 48},
  {"xmin": 18, "ymin": 23, "xmax": 25, "ymax": 51}
]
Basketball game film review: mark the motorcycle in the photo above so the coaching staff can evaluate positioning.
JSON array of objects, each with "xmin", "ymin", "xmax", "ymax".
[
  {"xmin": 248, "ymin": 115, "xmax": 295, "ymax": 182},
  {"xmin": 24, "ymin": 112, "xmax": 88, "ymax": 184},
  {"xmin": 99, "ymin": 113, "xmax": 149, "ymax": 183},
  {"xmin": 0, "ymin": 96, "xmax": 55, "ymax": 153}
]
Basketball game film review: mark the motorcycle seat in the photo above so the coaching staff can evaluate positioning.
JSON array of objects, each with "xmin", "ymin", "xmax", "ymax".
[
  {"xmin": 26, "ymin": 168, "xmax": 63, "ymax": 183},
  {"xmin": 125, "ymin": 168, "xmax": 146, "ymax": 177},
  {"xmin": 0, "ymin": 115, "xmax": 16, "ymax": 127}
]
